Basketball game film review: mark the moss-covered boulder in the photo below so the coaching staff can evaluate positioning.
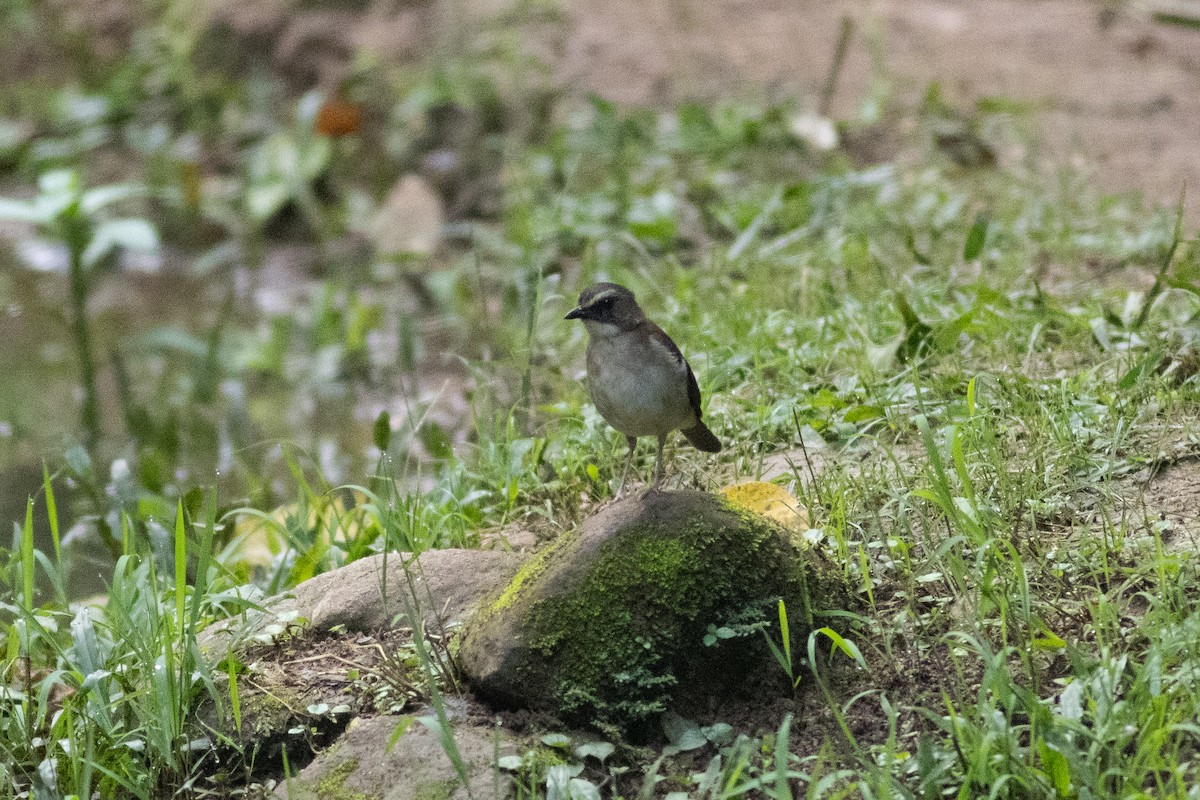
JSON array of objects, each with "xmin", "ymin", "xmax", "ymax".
[{"xmin": 457, "ymin": 490, "xmax": 851, "ymax": 733}]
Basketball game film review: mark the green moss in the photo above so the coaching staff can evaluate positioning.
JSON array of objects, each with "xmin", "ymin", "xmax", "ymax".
[
  {"xmin": 313, "ymin": 758, "xmax": 372, "ymax": 800},
  {"xmin": 487, "ymin": 527, "xmax": 580, "ymax": 616},
  {"xmin": 516, "ymin": 494, "xmax": 847, "ymax": 731},
  {"xmin": 412, "ymin": 778, "xmax": 457, "ymax": 800}
]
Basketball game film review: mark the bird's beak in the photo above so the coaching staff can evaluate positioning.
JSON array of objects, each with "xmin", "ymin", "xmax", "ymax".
[{"xmin": 564, "ymin": 306, "xmax": 585, "ymax": 321}]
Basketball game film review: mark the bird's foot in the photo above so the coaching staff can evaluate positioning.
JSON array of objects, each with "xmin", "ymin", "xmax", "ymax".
[{"xmin": 643, "ymin": 477, "xmax": 667, "ymax": 496}]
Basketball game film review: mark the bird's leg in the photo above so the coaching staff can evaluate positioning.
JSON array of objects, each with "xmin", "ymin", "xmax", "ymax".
[
  {"xmin": 652, "ymin": 434, "xmax": 667, "ymax": 490},
  {"xmin": 616, "ymin": 435, "xmax": 638, "ymax": 498}
]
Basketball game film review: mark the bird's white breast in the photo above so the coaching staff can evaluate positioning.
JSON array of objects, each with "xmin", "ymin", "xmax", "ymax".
[{"xmin": 584, "ymin": 323, "xmax": 696, "ymax": 438}]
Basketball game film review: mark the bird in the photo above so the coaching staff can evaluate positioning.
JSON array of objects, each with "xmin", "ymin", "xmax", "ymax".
[{"xmin": 565, "ymin": 282, "xmax": 721, "ymax": 494}]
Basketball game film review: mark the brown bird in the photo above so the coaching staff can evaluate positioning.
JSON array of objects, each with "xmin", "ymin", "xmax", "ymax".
[{"xmin": 565, "ymin": 282, "xmax": 721, "ymax": 493}]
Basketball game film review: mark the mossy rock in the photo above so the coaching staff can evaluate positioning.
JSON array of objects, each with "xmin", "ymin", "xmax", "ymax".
[
  {"xmin": 458, "ymin": 490, "xmax": 851, "ymax": 733},
  {"xmin": 274, "ymin": 716, "xmax": 517, "ymax": 799}
]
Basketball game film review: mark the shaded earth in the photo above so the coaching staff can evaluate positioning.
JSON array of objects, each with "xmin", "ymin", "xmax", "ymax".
[
  {"xmin": 556, "ymin": 0, "xmax": 1200, "ymax": 225},
  {"xmin": 34, "ymin": 0, "xmax": 1200, "ymax": 224}
]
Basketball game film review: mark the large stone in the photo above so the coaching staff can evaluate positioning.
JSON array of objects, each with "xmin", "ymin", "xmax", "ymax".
[
  {"xmin": 200, "ymin": 548, "xmax": 525, "ymax": 654},
  {"xmin": 457, "ymin": 490, "xmax": 851, "ymax": 733},
  {"xmin": 274, "ymin": 715, "xmax": 517, "ymax": 800},
  {"xmin": 192, "ymin": 549, "xmax": 526, "ymax": 788},
  {"xmin": 292, "ymin": 548, "xmax": 523, "ymax": 633}
]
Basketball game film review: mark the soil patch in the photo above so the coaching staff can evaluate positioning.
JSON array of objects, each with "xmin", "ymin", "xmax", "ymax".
[
  {"xmin": 42, "ymin": 0, "xmax": 1200, "ymax": 226},
  {"xmin": 1121, "ymin": 458, "xmax": 1200, "ymax": 553},
  {"xmin": 557, "ymin": 0, "xmax": 1200, "ymax": 225}
]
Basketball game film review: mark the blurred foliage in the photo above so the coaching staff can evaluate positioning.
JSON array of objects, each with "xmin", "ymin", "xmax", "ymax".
[{"xmin": 0, "ymin": 1, "xmax": 1199, "ymax": 796}]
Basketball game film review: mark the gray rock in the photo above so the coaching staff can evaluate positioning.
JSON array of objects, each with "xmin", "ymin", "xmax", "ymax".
[
  {"xmin": 200, "ymin": 548, "xmax": 525, "ymax": 654},
  {"xmin": 273, "ymin": 715, "xmax": 517, "ymax": 800},
  {"xmin": 297, "ymin": 548, "xmax": 524, "ymax": 633},
  {"xmin": 194, "ymin": 549, "xmax": 526, "ymax": 789},
  {"xmin": 458, "ymin": 490, "xmax": 850, "ymax": 733}
]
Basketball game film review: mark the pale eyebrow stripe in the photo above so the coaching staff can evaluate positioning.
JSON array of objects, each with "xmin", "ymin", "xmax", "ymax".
[{"xmin": 585, "ymin": 290, "xmax": 619, "ymax": 307}]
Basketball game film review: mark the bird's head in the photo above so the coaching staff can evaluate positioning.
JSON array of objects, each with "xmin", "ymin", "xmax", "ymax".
[{"xmin": 564, "ymin": 282, "xmax": 643, "ymax": 333}]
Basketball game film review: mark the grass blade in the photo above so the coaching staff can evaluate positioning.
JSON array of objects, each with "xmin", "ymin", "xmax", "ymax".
[
  {"xmin": 21, "ymin": 497, "xmax": 34, "ymax": 610},
  {"xmin": 43, "ymin": 463, "xmax": 60, "ymax": 561},
  {"xmin": 174, "ymin": 499, "xmax": 187, "ymax": 637}
]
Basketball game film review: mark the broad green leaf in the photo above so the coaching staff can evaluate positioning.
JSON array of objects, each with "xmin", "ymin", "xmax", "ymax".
[
  {"xmin": 544, "ymin": 765, "xmax": 570, "ymax": 799},
  {"xmin": 566, "ymin": 778, "xmax": 601, "ymax": 800},
  {"xmin": 952, "ymin": 496, "xmax": 977, "ymax": 523},
  {"xmin": 574, "ymin": 741, "xmax": 615, "ymax": 763},
  {"xmin": 496, "ymin": 755, "xmax": 524, "ymax": 771},
  {"xmin": 81, "ymin": 184, "xmax": 145, "ymax": 214},
  {"xmin": 701, "ymin": 722, "xmax": 733, "ymax": 745},
  {"xmin": 298, "ymin": 136, "xmax": 332, "ymax": 179},
  {"xmin": 419, "ymin": 422, "xmax": 453, "ymax": 461},
  {"xmin": 963, "ymin": 211, "xmax": 989, "ymax": 260},
  {"xmin": 83, "ymin": 218, "xmax": 159, "ymax": 267},
  {"xmin": 64, "ymin": 444, "xmax": 93, "ymax": 481},
  {"xmin": 932, "ymin": 306, "xmax": 978, "ymax": 350},
  {"xmin": 1117, "ymin": 351, "xmax": 1162, "ymax": 390},
  {"xmin": 844, "ymin": 404, "xmax": 884, "ymax": 423},
  {"xmin": 135, "ymin": 326, "xmax": 209, "ymax": 358},
  {"xmin": 895, "ymin": 293, "xmax": 932, "ymax": 363},
  {"xmin": 246, "ymin": 183, "xmax": 289, "ymax": 222},
  {"xmin": 905, "ymin": 227, "xmax": 931, "ymax": 265},
  {"xmin": 0, "ymin": 197, "xmax": 44, "ymax": 224},
  {"xmin": 661, "ymin": 711, "xmax": 706, "ymax": 753},
  {"xmin": 373, "ymin": 411, "xmax": 392, "ymax": 452},
  {"xmin": 911, "ymin": 488, "xmax": 949, "ymax": 514},
  {"xmin": 70, "ymin": 607, "xmax": 107, "ymax": 674},
  {"xmin": 38, "ymin": 169, "xmax": 78, "ymax": 197},
  {"xmin": 386, "ymin": 715, "xmax": 416, "ymax": 753},
  {"xmin": 1038, "ymin": 741, "xmax": 1071, "ymax": 798},
  {"xmin": 545, "ymin": 764, "xmax": 587, "ymax": 800},
  {"xmin": 34, "ymin": 191, "xmax": 75, "ymax": 221},
  {"xmin": 627, "ymin": 191, "xmax": 678, "ymax": 245},
  {"xmin": 1057, "ymin": 681, "xmax": 1083, "ymax": 720},
  {"xmin": 1032, "ymin": 622, "xmax": 1067, "ymax": 650},
  {"xmin": 812, "ymin": 627, "xmax": 866, "ymax": 669}
]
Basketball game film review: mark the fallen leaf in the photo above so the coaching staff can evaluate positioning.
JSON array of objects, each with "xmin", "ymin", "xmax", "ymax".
[{"xmin": 720, "ymin": 481, "xmax": 810, "ymax": 532}]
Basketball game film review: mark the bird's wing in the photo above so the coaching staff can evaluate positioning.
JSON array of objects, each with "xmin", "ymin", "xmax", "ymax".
[
  {"xmin": 644, "ymin": 321, "xmax": 705, "ymax": 421},
  {"xmin": 684, "ymin": 361, "xmax": 704, "ymax": 421}
]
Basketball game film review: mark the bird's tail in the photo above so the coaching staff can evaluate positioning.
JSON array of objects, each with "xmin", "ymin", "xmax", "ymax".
[{"xmin": 683, "ymin": 421, "xmax": 722, "ymax": 453}]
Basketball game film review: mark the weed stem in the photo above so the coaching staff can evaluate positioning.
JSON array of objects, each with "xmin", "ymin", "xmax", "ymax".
[{"xmin": 67, "ymin": 226, "xmax": 100, "ymax": 449}]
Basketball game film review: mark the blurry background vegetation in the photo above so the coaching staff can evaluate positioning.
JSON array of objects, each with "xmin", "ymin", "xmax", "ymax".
[
  {"xmin": 0, "ymin": 0, "xmax": 1196, "ymax": 596},
  {"xmin": 2, "ymin": 0, "xmax": 1200, "ymax": 795},
  {"xmin": 0, "ymin": 0, "xmax": 578, "ymax": 594}
]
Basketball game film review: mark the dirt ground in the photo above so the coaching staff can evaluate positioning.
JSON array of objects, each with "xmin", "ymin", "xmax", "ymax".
[
  {"xmin": 58, "ymin": 0, "xmax": 1193, "ymax": 223},
  {"xmin": 558, "ymin": 0, "xmax": 1200, "ymax": 224}
]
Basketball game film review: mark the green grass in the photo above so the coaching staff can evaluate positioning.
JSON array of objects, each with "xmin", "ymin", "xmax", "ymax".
[{"xmin": 2, "ymin": 3, "xmax": 1200, "ymax": 796}]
